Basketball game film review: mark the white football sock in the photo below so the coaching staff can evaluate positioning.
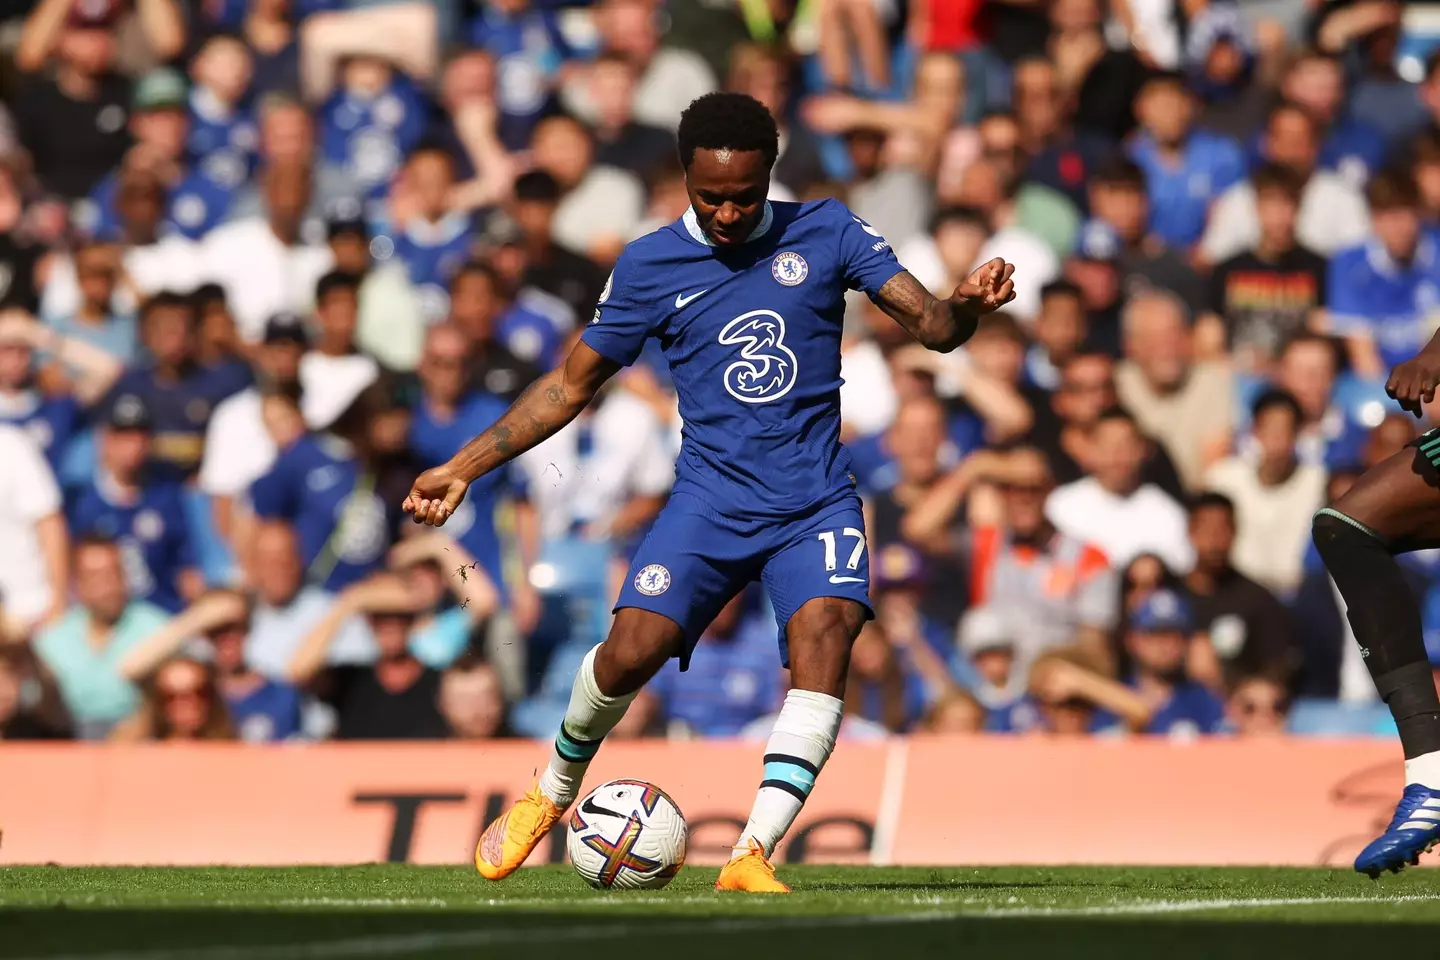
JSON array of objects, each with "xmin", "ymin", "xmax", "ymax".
[
  {"xmin": 1405, "ymin": 750, "xmax": 1440, "ymax": 790},
  {"xmin": 536, "ymin": 644, "xmax": 637, "ymax": 808},
  {"xmin": 732, "ymin": 688, "xmax": 844, "ymax": 860}
]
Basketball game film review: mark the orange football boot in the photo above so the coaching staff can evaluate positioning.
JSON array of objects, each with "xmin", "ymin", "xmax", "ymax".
[
  {"xmin": 714, "ymin": 838, "xmax": 792, "ymax": 893},
  {"xmin": 474, "ymin": 782, "xmax": 566, "ymax": 880}
]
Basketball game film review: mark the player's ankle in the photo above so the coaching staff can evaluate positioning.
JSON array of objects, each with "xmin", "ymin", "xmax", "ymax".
[{"xmin": 1405, "ymin": 750, "xmax": 1440, "ymax": 789}]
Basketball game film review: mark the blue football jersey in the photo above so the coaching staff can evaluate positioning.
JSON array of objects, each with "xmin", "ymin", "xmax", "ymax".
[
  {"xmin": 84, "ymin": 166, "xmax": 234, "ymax": 241},
  {"xmin": 188, "ymin": 93, "xmax": 259, "ymax": 192},
  {"xmin": 0, "ymin": 390, "xmax": 81, "ymax": 469},
  {"xmin": 582, "ymin": 199, "xmax": 904, "ymax": 520},
  {"xmin": 390, "ymin": 212, "xmax": 476, "ymax": 322},
  {"xmin": 69, "ymin": 477, "xmax": 196, "ymax": 613},
  {"xmin": 319, "ymin": 76, "xmax": 427, "ymax": 198}
]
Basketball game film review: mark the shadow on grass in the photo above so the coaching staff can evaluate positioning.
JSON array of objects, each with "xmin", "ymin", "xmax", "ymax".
[{"xmin": 4, "ymin": 908, "xmax": 1440, "ymax": 960}]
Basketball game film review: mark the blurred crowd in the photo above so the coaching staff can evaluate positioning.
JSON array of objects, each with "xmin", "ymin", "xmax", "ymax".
[{"xmin": 4, "ymin": 0, "xmax": 1440, "ymax": 743}]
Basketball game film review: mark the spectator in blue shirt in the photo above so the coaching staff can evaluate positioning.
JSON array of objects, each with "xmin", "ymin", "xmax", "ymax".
[
  {"xmin": 0, "ymin": 313, "xmax": 97, "ymax": 471},
  {"xmin": 390, "ymin": 144, "xmax": 476, "ymax": 323},
  {"xmin": 1117, "ymin": 589, "xmax": 1225, "ymax": 736},
  {"xmin": 1276, "ymin": 51, "xmax": 1388, "ymax": 191},
  {"xmin": 249, "ymin": 388, "xmax": 398, "ymax": 592},
  {"xmin": 643, "ymin": 591, "xmax": 782, "ymax": 737},
  {"xmin": 85, "ymin": 69, "xmax": 235, "ymax": 242},
  {"xmin": 318, "ymin": 57, "xmax": 426, "ymax": 205},
  {"xmin": 1127, "ymin": 73, "xmax": 1245, "ymax": 249},
  {"xmin": 106, "ymin": 291, "xmax": 252, "ymax": 480},
  {"xmin": 1327, "ymin": 170, "xmax": 1440, "ymax": 375},
  {"xmin": 69, "ymin": 393, "xmax": 202, "ymax": 613},
  {"xmin": 469, "ymin": 0, "xmax": 573, "ymax": 151},
  {"xmin": 187, "ymin": 35, "xmax": 260, "ymax": 195},
  {"xmin": 408, "ymin": 323, "xmax": 528, "ymax": 604},
  {"xmin": 449, "ymin": 260, "xmax": 564, "ymax": 369}
]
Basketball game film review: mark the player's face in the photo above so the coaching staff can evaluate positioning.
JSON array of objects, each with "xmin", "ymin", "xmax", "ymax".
[{"xmin": 685, "ymin": 148, "xmax": 772, "ymax": 248}]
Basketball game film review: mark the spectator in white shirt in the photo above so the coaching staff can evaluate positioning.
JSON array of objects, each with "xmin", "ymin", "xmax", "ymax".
[
  {"xmin": 1201, "ymin": 102, "xmax": 1369, "ymax": 264},
  {"xmin": 297, "ymin": 271, "xmax": 378, "ymax": 430},
  {"xmin": 198, "ymin": 313, "xmax": 311, "ymax": 548},
  {"xmin": 1203, "ymin": 389, "xmax": 1326, "ymax": 595},
  {"xmin": 200, "ymin": 162, "xmax": 333, "ymax": 341},
  {"xmin": 1045, "ymin": 407, "xmax": 1193, "ymax": 573},
  {"xmin": 0, "ymin": 423, "xmax": 67, "ymax": 636}
]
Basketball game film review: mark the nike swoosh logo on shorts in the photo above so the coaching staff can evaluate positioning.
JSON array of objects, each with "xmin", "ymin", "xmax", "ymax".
[
  {"xmin": 829, "ymin": 575, "xmax": 866, "ymax": 584},
  {"xmin": 675, "ymin": 289, "xmax": 708, "ymax": 308}
]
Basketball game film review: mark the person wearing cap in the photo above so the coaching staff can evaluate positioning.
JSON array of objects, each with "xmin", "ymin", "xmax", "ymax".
[
  {"xmin": 955, "ymin": 606, "xmax": 1039, "ymax": 732},
  {"xmin": 1110, "ymin": 587, "xmax": 1225, "ymax": 737},
  {"xmin": 69, "ymin": 392, "xmax": 201, "ymax": 613},
  {"xmin": 198, "ymin": 312, "xmax": 315, "ymax": 547},
  {"xmin": 83, "ymin": 67, "xmax": 236, "ymax": 242}
]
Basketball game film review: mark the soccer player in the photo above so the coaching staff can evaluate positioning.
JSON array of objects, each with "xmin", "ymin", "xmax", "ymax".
[
  {"xmin": 402, "ymin": 93, "xmax": 1016, "ymax": 892},
  {"xmin": 1314, "ymin": 341, "xmax": 1440, "ymax": 876}
]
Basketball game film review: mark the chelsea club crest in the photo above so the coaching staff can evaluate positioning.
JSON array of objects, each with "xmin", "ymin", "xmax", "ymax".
[{"xmin": 771, "ymin": 251, "xmax": 809, "ymax": 286}]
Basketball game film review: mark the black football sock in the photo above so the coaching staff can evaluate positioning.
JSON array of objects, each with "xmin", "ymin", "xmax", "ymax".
[{"xmin": 1313, "ymin": 509, "xmax": 1440, "ymax": 760}]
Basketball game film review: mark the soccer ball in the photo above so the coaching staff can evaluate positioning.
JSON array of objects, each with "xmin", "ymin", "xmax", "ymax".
[{"xmin": 566, "ymin": 779, "xmax": 687, "ymax": 890}]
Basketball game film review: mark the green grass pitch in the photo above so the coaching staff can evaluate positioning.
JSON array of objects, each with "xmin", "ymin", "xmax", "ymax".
[{"xmin": 5, "ymin": 865, "xmax": 1440, "ymax": 959}]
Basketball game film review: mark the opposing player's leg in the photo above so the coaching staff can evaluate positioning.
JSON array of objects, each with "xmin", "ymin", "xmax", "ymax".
[
  {"xmin": 1312, "ymin": 434, "xmax": 1440, "ymax": 876},
  {"xmin": 718, "ymin": 500, "xmax": 872, "ymax": 893},
  {"xmin": 476, "ymin": 494, "xmax": 746, "ymax": 880}
]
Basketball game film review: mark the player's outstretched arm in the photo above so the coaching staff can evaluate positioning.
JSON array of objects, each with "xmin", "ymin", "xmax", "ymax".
[
  {"xmin": 875, "ymin": 258, "xmax": 1017, "ymax": 353},
  {"xmin": 403, "ymin": 341, "xmax": 621, "ymax": 526}
]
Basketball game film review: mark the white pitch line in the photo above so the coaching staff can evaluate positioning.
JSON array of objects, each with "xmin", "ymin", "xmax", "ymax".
[{"xmin": 12, "ymin": 894, "xmax": 1440, "ymax": 960}]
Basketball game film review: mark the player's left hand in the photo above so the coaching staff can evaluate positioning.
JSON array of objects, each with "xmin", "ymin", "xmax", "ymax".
[
  {"xmin": 1386, "ymin": 348, "xmax": 1440, "ymax": 417},
  {"xmin": 950, "ymin": 258, "xmax": 1017, "ymax": 316},
  {"xmin": 403, "ymin": 463, "xmax": 470, "ymax": 527}
]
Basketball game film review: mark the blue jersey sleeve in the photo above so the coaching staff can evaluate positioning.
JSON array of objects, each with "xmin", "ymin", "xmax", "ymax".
[
  {"xmin": 830, "ymin": 200, "xmax": 905, "ymax": 297},
  {"xmin": 581, "ymin": 251, "xmax": 656, "ymax": 367},
  {"xmin": 1326, "ymin": 249, "xmax": 1372, "ymax": 334}
]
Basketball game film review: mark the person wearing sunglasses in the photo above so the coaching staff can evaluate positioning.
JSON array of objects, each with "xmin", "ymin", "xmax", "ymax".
[{"xmin": 1223, "ymin": 672, "xmax": 1291, "ymax": 737}]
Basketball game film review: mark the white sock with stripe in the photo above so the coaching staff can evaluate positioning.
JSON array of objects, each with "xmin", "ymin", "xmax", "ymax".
[
  {"xmin": 536, "ymin": 645, "xmax": 637, "ymax": 809},
  {"xmin": 1405, "ymin": 751, "xmax": 1440, "ymax": 790},
  {"xmin": 731, "ymin": 689, "xmax": 844, "ymax": 860}
]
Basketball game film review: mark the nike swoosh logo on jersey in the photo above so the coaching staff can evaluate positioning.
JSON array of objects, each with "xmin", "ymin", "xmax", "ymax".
[
  {"xmin": 580, "ymin": 796, "xmax": 628, "ymax": 820},
  {"xmin": 829, "ymin": 575, "xmax": 866, "ymax": 584},
  {"xmin": 675, "ymin": 289, "xmax": 708, "ymax": 308}
]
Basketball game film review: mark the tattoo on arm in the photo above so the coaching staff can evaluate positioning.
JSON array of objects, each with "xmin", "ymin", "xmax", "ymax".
[
  {"xmin": 875, "ymin": 271, "xmax": 976, "ymax": 353},
  {"xmin": 449, "ymin": 342, "xmax": 621, "ymax": 481}
]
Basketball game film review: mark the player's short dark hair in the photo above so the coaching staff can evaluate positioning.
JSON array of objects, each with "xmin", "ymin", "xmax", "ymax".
[
  {"xmin": 139, "ymin": 290, "xmax": 194, "ymax": 325},
  {"xmin": 1187, "ymin": 490, "xmax": 1236, "ymax": 520},
  {"xmin": 1091, "ymin": 157, "xmax": 1146, "ymax": 191},
  {"xmin": 315, "ymin": 270, "xmax": 361, "ymax": 303},
  {"xmin": 1368, "ymin": 168, "xmax": 1420, "ymax": 211},
  {"xmin": 1040, "ymin": 279, "xmax": 1082, "ymax": 303},
  {"xmin": 514, "ymin": 170, "xmax": 562, "ymax": 203},
  {"xmin": 676, "ymin": 92, "xmax": 779, "ymax": 169},
  {"xmin": 1251, "ymin": 388, "xmax": 1303, "ymax": 425},
  {"xmin": 1252, "ymin": 161, "xmax": 1305, "ymax": 202}
]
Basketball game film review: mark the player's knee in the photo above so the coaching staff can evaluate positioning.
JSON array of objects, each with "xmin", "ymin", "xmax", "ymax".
[
  {"xmin": 1312, "ymin": 509, "xmax": 1381, "ymax": 562},
  {"xmin": 593, "ymin": 614, "xmax": 682, "ymax": 696}
]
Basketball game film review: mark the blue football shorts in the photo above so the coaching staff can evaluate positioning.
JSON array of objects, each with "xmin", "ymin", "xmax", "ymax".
[{"xmin": 613, "ymin": 490, "xmax": 873, "ymax": 667}]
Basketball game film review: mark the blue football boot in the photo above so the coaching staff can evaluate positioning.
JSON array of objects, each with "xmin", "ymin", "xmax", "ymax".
[{"xmin": 1355, "ymin": 783, "xmax": 1440, "ymax": 878}]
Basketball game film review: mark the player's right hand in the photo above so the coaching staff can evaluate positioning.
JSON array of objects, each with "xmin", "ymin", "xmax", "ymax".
[
  {"xmin": 402, "ymin": 463, "xmax": 470, "ymax": 527},
  {"xmin": 1386, "ymin": 350, "xmax": 1440, "ymax": 417}
]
